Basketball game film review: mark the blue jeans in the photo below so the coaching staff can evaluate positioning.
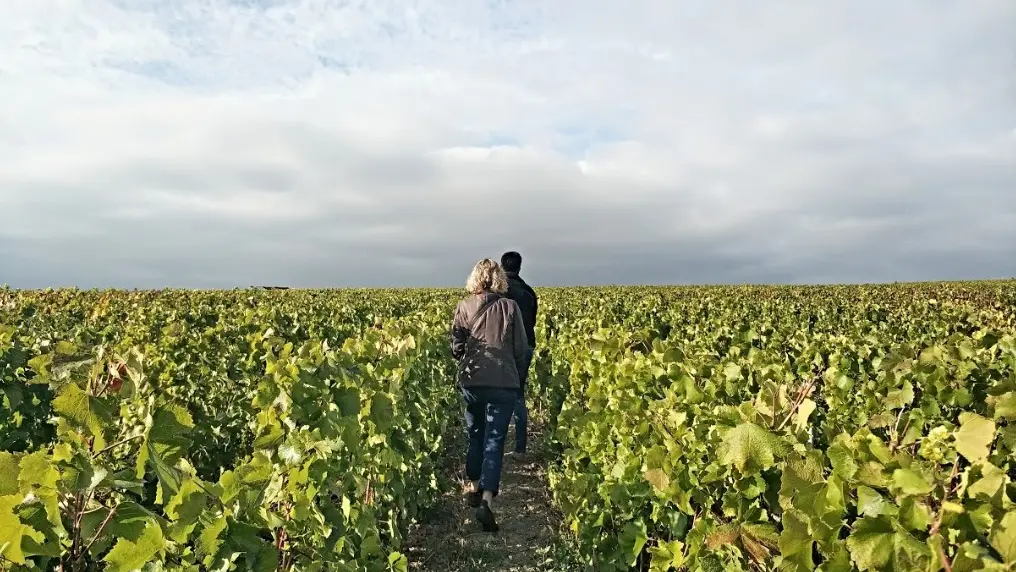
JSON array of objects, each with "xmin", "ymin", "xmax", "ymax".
[
  {"xmin": 512, "ymin": 347, "xmax": 534, "ymax": 453},
  {"xmin": 462, "ymin": 386, "xmax": 517, "ymax": 496}
]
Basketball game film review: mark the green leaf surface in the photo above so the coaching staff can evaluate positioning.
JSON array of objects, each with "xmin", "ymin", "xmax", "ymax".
[
  {"xmin": 954, "ymin": 413, "xmax": 995, "ymax": 462},
  {"xmin": 0, "ymin": 453, "xmax": 18, "ymax": 495},
  {"xmin": 857, "ymin": 486, "xmax": 896, "ymax": 517},
  {"xmin": 52, "ymin": 383, "xmax": 113, "ymax": 441},
  {"xmin": 137, "ymin": 404, "xmax": 194, "ymax": 503},
  {"xmin": 893, "ymin": 468, "xmax": 933, "ymax": 496},
  {"xmin": 718, "ymin": 422, "xmax": 788, "ymax": 473},
  {"xmin": 0, "ymin": 494, "xmax": 45, "ymax": 565},
  {"xmin": 992, "ymin": 392, "xmax": 1016, "ymax": 420},
  {"xmin": 103, "ymin": 519, "xmax": 166, "ymax": 572},
  {"xmin": 990, "ymin": 511, "xmax": 1016, "ymax": 564}
]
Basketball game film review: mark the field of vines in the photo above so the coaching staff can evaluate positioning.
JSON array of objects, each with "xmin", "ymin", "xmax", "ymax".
[{"xmin": 2, "ymin": 281, "xmax": 1015, "ymax": 571}]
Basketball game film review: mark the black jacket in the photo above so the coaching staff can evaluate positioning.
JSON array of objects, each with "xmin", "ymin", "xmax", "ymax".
[{"xmin": 504, "ymin": 271, "xmax": 537, "ymax": 347}]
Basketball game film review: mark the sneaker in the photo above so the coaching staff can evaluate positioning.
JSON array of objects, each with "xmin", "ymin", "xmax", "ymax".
[
  {"xmin": 474, "ymin": 500, "xmax": 499, "ymax": 532},
  {"xmin": 465, "ymin": 490, "xmax": 482, "ymax": 508}
]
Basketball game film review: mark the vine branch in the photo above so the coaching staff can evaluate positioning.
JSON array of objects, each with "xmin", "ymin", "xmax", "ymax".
[{"xmin": 775, "ymin": 375, "xmax": 818, "ymax": 432}]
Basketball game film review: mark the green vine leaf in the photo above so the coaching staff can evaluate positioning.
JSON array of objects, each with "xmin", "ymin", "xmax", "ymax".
[
  {"xmin": 52, "ymin": 383, "xmax": 114, "ymax": 446},
  {"xmin": 136, "ymin": 404, "xmax": 194, "ymax": 504},
  {"xmin": 990, "ymin": 511, "xmax": 1016, "ymax": 564},
  {"xmin": 718, "ymin": 422, "xmax": 788, "ymax": 473},
  {"xmin": 954, "ymin": 413, "xmax": 995, "ymax": 462},
  {"xmin": 0, "ymin": 452, "xmax": 18, "ymax": 495},
  {"xmin": 103, "ymin": 518, "xmax": 166, "ymax": 572},
  {"xmin": 0, "ymin": 494, "xmax": 45, "ymax": 564}
]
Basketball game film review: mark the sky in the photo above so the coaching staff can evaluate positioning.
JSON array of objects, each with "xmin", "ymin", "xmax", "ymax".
[{"xmin": 1, "ymin": 0, "xmax": 1014, "ymax": 289}]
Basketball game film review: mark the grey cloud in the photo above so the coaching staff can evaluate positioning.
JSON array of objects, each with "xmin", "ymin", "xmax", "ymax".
[
  {"xmin": 5, "ymin": 100, "xmax": 1015, "ymax": 288},
  {"xmin": 5, "ymin": 106, "xmax": 1016, "ymax": 288},
  {"xmin": 2, "ymin": 0, "xmax": 1015, "ymax": 288},
  {"xmin": 73, "ymin": 160, "xmax": 306, "ymax": 196},
  {"xmin": 6, "ymin": 125, "xmax": 1012, "ymax": 290}
]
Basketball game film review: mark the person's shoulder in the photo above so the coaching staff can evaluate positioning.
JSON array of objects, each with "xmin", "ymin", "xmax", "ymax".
[
  {"xmin": 497, "ymin": 296, "xmax": 520, "ymax": 312},
  {"xmin": 504, "ymin": 279, "xmax": 525, "ymax": 298},
  {"xmin": 455, "ymin": 294, "xmax": 476, "ymax": 312},
  {"xmin": 516, "ymin": 275, "xmax": 537, "ymax": 294}
]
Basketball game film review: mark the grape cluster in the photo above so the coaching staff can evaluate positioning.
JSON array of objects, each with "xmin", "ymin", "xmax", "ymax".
[{"xmin": 919, "ymin": 425, "xmax": 955, "ymax": 463}]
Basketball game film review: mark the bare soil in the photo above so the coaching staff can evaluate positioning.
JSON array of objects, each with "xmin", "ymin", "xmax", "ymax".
[{"xmin": 406, "ymin": 416, "xmax": 563, "ymax": 571}]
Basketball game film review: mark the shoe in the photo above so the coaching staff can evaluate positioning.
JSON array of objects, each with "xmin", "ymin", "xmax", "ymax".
[
  {"xmin": 466, "ymin": 490, "xmax": 482, "ymax": 508},
  {"xmin": 474, "ymin": 500, "xmax": 499, "ymax": 532}
]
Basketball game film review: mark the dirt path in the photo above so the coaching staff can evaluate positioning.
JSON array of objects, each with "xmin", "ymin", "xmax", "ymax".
[{"xmin": 406, "ymin": 417, "xmax": 562, "ymax": 571}]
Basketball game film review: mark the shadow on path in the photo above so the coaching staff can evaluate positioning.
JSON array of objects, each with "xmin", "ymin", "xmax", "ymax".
[{"xmin": 407, "ymin": 418, "xmax": 561, "ymax": 571}]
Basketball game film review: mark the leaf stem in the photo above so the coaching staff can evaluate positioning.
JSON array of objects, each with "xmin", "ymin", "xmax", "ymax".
[
  {"xmin": 775, "ymin": 376, "xmax": 818, "ymax": 432},
  {"xmin": 94, "ymin": 434, "xmax": 144, "ymax": 457},
  {"xmin": 771, "ymin": 388, "xmax": 778, "ymax": 429},
  {"xmin": 889, "ymin": 406, "xmax": 908, "ymax": 452},
  {"xmin": 82, "ymin": 504, "xmax": 117, "ymax": 560},
  {"xmin": 929, "ymin": 457, "xmax": 960, "ymax": 537},
  {"xmin": 939, "ymin": 544, "xmax": 953, "ymax": 572}
]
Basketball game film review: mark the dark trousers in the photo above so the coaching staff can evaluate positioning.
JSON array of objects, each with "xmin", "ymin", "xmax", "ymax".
[
  {"xmin": 462, "ymin": 386, "xmax": 517, "ymax": 496},
  {"xmin": 512, "ymin": 347, "xmax": 534, "ymax": 453}
]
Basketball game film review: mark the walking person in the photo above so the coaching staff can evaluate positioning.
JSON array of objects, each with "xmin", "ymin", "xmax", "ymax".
[
  {"xmin": 500, "ymin": 251, "xmax": 537, "ymax": 455},
  {"xmin": 450, "ymin": 258, "xmax": 529, "ymax": 532}
]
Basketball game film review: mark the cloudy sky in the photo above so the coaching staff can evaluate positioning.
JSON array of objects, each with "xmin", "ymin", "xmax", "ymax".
[{"xmin": 2, "ymin": 0, "xmax": 1014, "ymax": 288}]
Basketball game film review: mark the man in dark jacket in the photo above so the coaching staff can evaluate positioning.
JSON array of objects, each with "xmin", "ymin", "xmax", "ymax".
[{"xmin": 500, "ymin": 250, "xmax": 537, "ymax": 454}]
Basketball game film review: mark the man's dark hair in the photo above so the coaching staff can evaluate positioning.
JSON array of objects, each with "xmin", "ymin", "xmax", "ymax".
[{"xmin": 500, "ymin": 251, "xmax": 522, "ymax": 273}]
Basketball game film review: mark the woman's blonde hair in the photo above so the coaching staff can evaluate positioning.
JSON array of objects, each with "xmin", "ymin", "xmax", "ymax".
[{"xmin": 466, "ymin": 258, "xmax": 508, "ymax": 294}]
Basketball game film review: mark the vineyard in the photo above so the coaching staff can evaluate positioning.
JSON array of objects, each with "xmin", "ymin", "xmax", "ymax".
[{"xmin": 1, "ymin": 282, "xmax": 1015, "ymax": 571}]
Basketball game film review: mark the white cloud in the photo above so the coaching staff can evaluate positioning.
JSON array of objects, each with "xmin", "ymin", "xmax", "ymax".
[{"xmin": 1, "ymin": 0, "xmax": 1015, "ymax": 287}]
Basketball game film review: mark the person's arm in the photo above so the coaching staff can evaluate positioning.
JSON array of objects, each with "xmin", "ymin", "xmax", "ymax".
[
  {"xmin": 523, "ymin": 283, "xmax": 537, "ymax": 313},
  {"xmin": 450, "ymin": 303, "xmax": 467, "ymax": 360},
  {"xmin": 510, "ymin": 302, "xmax": 528, "ymax": 370},
  {"xmin": 525, "ymin": 288, "xmax": 538, "ymax": 347}
]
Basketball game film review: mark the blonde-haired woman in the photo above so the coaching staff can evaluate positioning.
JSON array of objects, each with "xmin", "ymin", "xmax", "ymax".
[{"xmin": 450, "ymin": 258, "xmax": 529, "ymax": 532}]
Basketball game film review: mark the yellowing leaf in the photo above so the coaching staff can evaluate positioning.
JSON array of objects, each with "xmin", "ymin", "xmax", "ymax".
[
  {"xmin": 991, "ymin": 392, "xmax": 1016, "ymax": 420},
  {"xmin": 967, "ymin": 462, "xmax": 1007, "ymax": 500},
  {"xmin": 17, "ymin": 451, "xmax": 61, "ymax": 530},
  {"xmin": 648, "ymin": 539, "xmax": 685, "ymax": 571},
  {"xmin": 718, "ymin": 422, "xmax": 788, "ymax": 473},
  {"xmin": 741, "ymin": 522, "xmax": 780, "ymax": 563},
  {"xmin": 0, "ymin": 453, "xmax": 18, "ymax": 496},
  {"xmin": 941, "ymin": 501, "xmax": 965, "ymax": 514},
  {"xmin": 989, "ymin": 511, "xmax": 1016, "ymax": 563},
  {"xmin": 0, "ymin": 494, "xmax": 45, "ymax": 565},
  {"xmin": 954, "ymin": 413, "xmax": 995, "ymax": 462},
  {"xmin": 643, "ymin": 468, "xmax": 669, "ymax": 492},
  {"xmin": 794, "ymin": 398, "xmax": 817, "ymax": 432}
]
